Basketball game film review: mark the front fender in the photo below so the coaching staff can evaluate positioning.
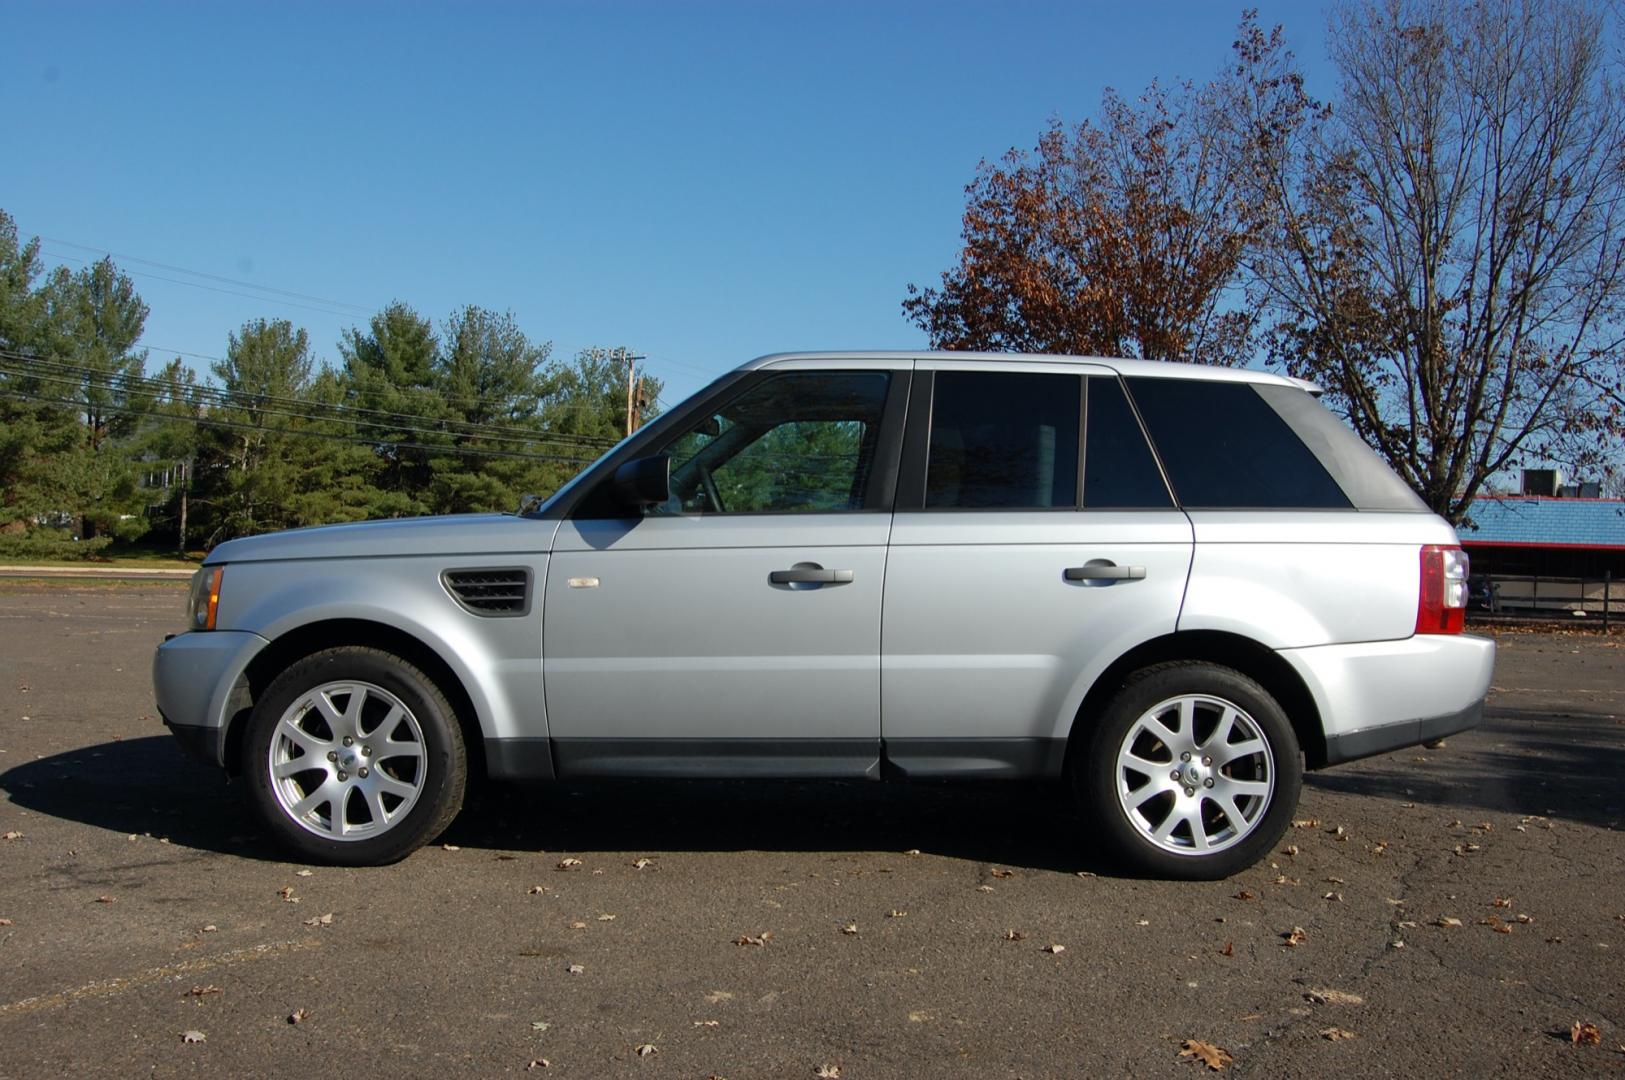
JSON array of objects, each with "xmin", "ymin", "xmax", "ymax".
[{"xmin": 214, "ymin": 556, "xmax": 548, "ymax": 742}]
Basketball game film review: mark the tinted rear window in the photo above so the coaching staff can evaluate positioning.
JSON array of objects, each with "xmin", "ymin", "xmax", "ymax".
[
  {"xmin": 1083, "ymin": 377, "xmax": 1172, "ymax": 509},
  {"xmin": 1125, "ymin": 378, "xmax": 1351, "ymax": 509},
  {"xmin": 926, "ymin": 372, "xmax": 1080, "ymax": 509}
]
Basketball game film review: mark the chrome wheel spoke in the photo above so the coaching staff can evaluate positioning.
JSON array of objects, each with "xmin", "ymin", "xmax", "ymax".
[
  {"xmin": 1114, "ymin": 692, "xmax": 1276, "ymax": 857},
  {"xmin": 269, "ymin": 679, "xmax": 427, "ymax": 843}
]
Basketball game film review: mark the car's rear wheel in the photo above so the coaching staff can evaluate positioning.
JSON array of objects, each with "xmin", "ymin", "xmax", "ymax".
[
  {"xmin": 1076, "ymin": 662, "xmax": 1302, "ymax": 880},
  {"xmin": 242, "ymin": 647, "xmax": 466, "ymax": 865}
]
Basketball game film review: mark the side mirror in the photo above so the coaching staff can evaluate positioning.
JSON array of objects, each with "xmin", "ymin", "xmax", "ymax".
[{"xmin": 611, "ymin": 455, "xmax": 671, "ymax": 508}]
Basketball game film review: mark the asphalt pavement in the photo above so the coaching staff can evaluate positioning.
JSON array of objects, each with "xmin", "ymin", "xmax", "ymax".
[{"xmin": 0, "ymin": 582, "xmax": 1621, "ymax": 1078}]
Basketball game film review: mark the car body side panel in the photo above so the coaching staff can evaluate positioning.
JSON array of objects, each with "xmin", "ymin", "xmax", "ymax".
[
  {"xmin": 213, "ymin": 555, "xmax": 550, "ymax": 743},
  {"xmin": 1179, "ymin": 512, "xmax": 1459, "ymax": 648},
  {"xmin": 882, "ymin": 512, "xmax": 1194, "ymax": 747}
]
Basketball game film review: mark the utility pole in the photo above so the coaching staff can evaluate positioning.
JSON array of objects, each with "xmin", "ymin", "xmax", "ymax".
[{"xmin": 619, "ymin": 347, "xmax": 647, "ymax": 436}]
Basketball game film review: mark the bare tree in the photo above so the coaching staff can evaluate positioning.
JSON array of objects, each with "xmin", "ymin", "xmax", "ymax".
[{"xmin": 1233, "ymin": 1, "xmax": 1625, "ymax": 522}]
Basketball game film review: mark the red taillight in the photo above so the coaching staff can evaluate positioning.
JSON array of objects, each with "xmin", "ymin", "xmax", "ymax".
[{"xmin": 1416, "ymin": 545, "xmax": 1468, "ymax": 634}]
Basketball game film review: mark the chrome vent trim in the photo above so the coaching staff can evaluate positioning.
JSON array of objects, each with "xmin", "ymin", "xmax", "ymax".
[{"xmin": 441, "ymin": 567, "xmax": 532, "ymax": 617}]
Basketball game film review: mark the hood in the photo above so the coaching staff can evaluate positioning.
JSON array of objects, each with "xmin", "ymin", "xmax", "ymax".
[{"xmin": 204, "ymin": 513, "xmax": 559, "ymax": 564}]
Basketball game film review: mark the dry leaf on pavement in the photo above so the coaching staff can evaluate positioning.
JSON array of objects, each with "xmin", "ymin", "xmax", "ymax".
[
  {"xmin": 841, "ymin": 923, "xmax": 859, "ymax": 935},
  {"xmin": 1178, "ymin": 1039, "xmax": 1232, "ymax": 1071},
  {"xmin": 814, "ymin": 1065, "xmax": 842, "ymax": 1079},
  {"xmin": 288, "ymin": 1009, "xmax": 310, "ymax": 1025},
  {"xmin": 735, "ymin": 931, "xmax": 772, "ymax": 947},
  {"xmin": 303, "ymin": 913, "xmax": 334, "ymax": 927},
  {"xmin": 1282, "ymin": 927, "xmax": 1307, "ymax": 947},
  {"xmin": 634, "ymin": 1043, "xmax": 657, "ymax": 1057},
  {"xmin": 1, "ymin": 831, "xmax": 22, "ymax": 840},
  {"xmin": 1571, "ymin": 1021, "xmax": 1602, "ymax": 1045},
  {"xmin": 180, "ymin": 1030, "xmax": 206, "ymax": 1044},
  {"xmin": 526, "ymin": 1060, "xmax": 550, "ymax": 1070},
  {"xmin": 1320, "ymin": 1027, "xmax": 1356, "ymax": 1040},
  {"xmin": 1306, "ymin": 988, "xmax": 1364, "ymax": 1006},
  {"xmin": 1042, "ymin": 943, "xmax": 1066, "ymax": 954},
  {"xmin": 555, "ymin": 858, "xmax": 582, "ymax": 870}
]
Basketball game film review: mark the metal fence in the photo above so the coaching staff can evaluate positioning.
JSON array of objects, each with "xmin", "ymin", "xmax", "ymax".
[{"xmin": 1470, "ymin": 571, "xmax": 1616, "ymax": 628}]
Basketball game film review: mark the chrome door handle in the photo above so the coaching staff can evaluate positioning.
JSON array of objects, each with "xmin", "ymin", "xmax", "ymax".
[
  {"xmin": 769, "ymin": 567, "xmax": 854, "ymax": 584},
  {"xmin": 1064, "ymin": 563, "xmax": 1146, "ymax": 582}
]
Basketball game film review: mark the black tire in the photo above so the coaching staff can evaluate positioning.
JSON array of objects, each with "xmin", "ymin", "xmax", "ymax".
[
  {"xmin": 242, "ymin": 646, "xmax": 467, "ymax": 866},
  {"xmin": 1074, "ymin": 662, "xmax": 1302, "ymax": 880}
]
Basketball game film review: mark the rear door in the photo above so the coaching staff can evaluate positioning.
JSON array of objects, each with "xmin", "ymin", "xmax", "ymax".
[
  {"xmin": 543, "ymin": 363, "xmax": 909, "ymax": 778},
  {"xmin": 880, "ymin": 361, "xmax": 1193, "ymax": 777}
]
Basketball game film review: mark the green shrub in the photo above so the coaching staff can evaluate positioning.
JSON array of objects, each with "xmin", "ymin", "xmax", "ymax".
[{"xmin": 0, "ymin": 530, "xmax": 115, "ymax": 562}]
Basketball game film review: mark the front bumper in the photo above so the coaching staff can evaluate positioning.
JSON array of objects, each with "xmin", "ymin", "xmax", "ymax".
[
  {"xmin": 1278, "ymin": 633, "xmax": 1496, "ymax": 767},
  {"xmin": 152, "ymin": 629, "xmax": 269, "ymax": 769}
]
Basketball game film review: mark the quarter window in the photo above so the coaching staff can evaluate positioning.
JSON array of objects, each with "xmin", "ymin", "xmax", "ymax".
[
  {"xmin": 1126, "ymin": 378, "xmax": 1352, "ymax": 509},
  {"xmin": 1083, "ymin": 377, "xmax": 1172, "ymax": 508},
  {"xmin": 925, "ymin": 372, "xmax": 1081, "ymax": 509}
]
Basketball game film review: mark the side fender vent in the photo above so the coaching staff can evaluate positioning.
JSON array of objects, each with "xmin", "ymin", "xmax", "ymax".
[{"xmin": 442, "ymin": 567, "xmax": 532, "ymax": 617}]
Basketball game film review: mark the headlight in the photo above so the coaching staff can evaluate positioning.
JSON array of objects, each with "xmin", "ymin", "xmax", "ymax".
[{"xmin": 186, "ymin": 566, "xmax": 224, "ymax": 631}]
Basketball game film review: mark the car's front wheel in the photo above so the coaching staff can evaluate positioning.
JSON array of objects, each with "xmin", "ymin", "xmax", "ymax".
[
  {"xmin": 241, "ymin": 646, "xmax": 467, "ymax": 865},
  {"xmin": 1075, "ymin": 662, "xmax": 1302, "ymax": 880}
]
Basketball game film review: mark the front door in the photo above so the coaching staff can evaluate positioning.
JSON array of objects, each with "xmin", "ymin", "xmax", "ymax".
[{"xmin": 543, "ymin": 367, "xmax": 907, "ymax": 778}]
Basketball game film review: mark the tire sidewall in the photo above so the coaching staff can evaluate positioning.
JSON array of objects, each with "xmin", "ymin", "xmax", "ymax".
[
  {"xmin": 243, "ymin": 648, "xmax": 465, "ymax": 866},
  {"xmin": 1079, "ymin": 663, "xmax": 1303, "ymax": 880}
]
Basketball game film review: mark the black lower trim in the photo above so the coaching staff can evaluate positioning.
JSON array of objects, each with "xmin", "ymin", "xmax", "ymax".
[
  {"xmin": 551, "ymin": 738, "xmax": 880, "ymax": 780},
  {"xmin": 484, "ymin": 737, "xmax": 557, "ymax": 782},
  {"xmin": 1321, "ymin": 701, "xmax": 1483, "ymax": 766},
  {"xmin": 882, "ymin": 737, "xmax": 1068, "ymax": 779},
  {"xmin": 162, "ymin": 714, "xmax": 227, "ymax": 768}
]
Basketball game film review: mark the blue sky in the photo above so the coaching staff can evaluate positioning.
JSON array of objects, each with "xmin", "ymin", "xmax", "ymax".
[{"xmin": 2, "ymin": 1, "xmax": 1332, "ymax": 403}]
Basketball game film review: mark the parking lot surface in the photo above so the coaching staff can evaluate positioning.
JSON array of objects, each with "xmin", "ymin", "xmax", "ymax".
[{"xmin": 0, "ymin": 582, "xmax": 1621, "ymax": 1078}]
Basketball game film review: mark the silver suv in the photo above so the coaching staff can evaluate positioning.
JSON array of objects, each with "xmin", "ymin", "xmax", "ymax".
[{"xmin": 153, "ymin": 352, "xmax": 1494, "ymax": 878}]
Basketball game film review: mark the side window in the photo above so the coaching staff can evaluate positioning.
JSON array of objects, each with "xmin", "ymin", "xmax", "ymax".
[
  {"xmin": 652, "ymin": 371, "xmax": 889, "ymax": 515},
  {"xmin": 926, "ymin": 372, "xmax": 1080, "ymax": 509},
  {"xmin": 1083, "ymin": 377, "xmax": 1172, "ymax": 508},
  {"xmin": 1126, "ymin": 378, "xmax": 1352, "ymax": 509}
]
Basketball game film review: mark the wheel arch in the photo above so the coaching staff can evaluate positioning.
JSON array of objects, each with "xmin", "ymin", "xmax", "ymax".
[
  {"xmin": 1064, "ymin": 630, "xmax": 1327, "ymax": 771},
  {"xmin": 223, "ymin": 619, "xmax": 486, "ymax": 780}
]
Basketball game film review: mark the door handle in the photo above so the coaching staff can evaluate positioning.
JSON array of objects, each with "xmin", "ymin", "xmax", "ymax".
[
  {"xmin": 769, "ymin": 567, "xmax": 855, "ymax": 585},
  {"xmin": 1064, "ymin": 563, "xmax": 1146, "ymax": 582}
]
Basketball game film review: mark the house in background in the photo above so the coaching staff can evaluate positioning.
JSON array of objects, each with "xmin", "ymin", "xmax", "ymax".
[{"xmin": 1458, "ymin": 471, "xmax": 1625, "ymax": 615}]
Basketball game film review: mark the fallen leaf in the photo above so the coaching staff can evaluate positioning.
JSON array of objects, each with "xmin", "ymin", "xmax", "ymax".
[
  {"xmin": 1324, "ymin": 877, "xmax": 1345, "ymax": 885},
  {"xmin": 1219, "ymin": 941, "xmax": 1234, "ymax": 957},
  {"xmin": 1002, "ymin": 930, "xmax": 1027, "ymax": 942},
  {"xmin": 1274, "ymin": 875, "xmax": 1301, "ymax": 886},
  {"xmin": 903, "ymin": 849, "xmax": 921, "ymax": 856},
  {"xmin": 1178, "ymin": 1039, "xmax": 1233, "ymax": 1071},
  {"xmin": 1282, "ymin": 927, "xmax": 1307, "ymax": 947},
  {"xmin": 1492, "ymin": 897, "xmax": 1513, "ymax": 908},
  {"xmin": 1293, "ymin": 818, "xmax": 1320, "ymax": 829},
  {"xmin": 887, "ymin": 909, "xmax": 907, "ymax": 918},
  {"xmin": 94, "ymin": 895, "xmax": 116, "ymax": 904},
  {"xmin": 596, "ymin": 913, "xmax": 617, "ymax": 922},
  {"xmin": 1323, "ymin": 892, "xmax": 1343, "ymax": 902},
  {"xmin": 1233, "ymin": 890, "xmax": 1255, "ymax": 901},
  {"xmin": 1320, "ymin": 1026, "xmax": 1356, "ymax": 1040},
  {"xmin": 180, "ymin": 1030, "xmax": 206, "ymax": 1044},
  {"xmin": 694, "ymin": 1019, "xmax": 720, "ymax": 1027},
  {"xmin": 841, "ymin": 923, "xmax": 859, "ymax": 935},
  {"xmin": 1042, "ymin": 943, "xmax": 1066, "ymax": 954},
  {"xmin": 1572, "ymin": 1021, "xmax": 1602, "ymax": 1045},
  {"xmin": 632, "ymin": 858, "xmax": 654, "ymax": 870},
  {"xmin": 303, "ymin": 913, "xmax": 334, "ymax": 928},
  {"xmin": 735, "ymin": 931, "xmax": 772, "ymax": 947},
  {"xmin": 277, "ymin": 887, "xmax": 298, "ymax": 903},
  {"xmin": 1516, "ymin": 914, "xmax": 1535, "ymax": 924},
  {"xmin": 295, "ymin": 869, "xmax": 313, "ymax": 878},
  {"xmin": 201, "ymin": 924, "xmax": 217, "ymax": 933},
  {"xmin": 989, "ymin": 867, "xmax": 1014, "ymax": 879},
  {"xmin": 0, "ymin": 918, "xmax": 12, "ymax": 926},
  {"xmin": 187, "ymin": 985, "xmax": 221, "ymax": 997},
  {"xmin": 814, "ymin": 1065, "xmax": 842, "ymax": 1079},
  {"xmin": 568, "ymin": 920, "xmax": 587, "ymax": 930},
  {"xmin": 555, "ymin": 857, "xmax": 582, "ymax": 870},
  {"xmin": 1284, "ymin": 844, "xmax": 1299, "ymax": 858},
  {"xmin": 908, "ymin": 1010, "xmax": 933, "ymax": 1022},
  {"xmin": 634, "ymin": 1043, "xmax": 657, "ymax": 1057},
  {"xmin": 529, "ymin": 886, "xmax": 547, "ymax": 895},
  {"xmin": 531, "ymin": 1021, "xmax": 551, "ymax": 1032},
  {"xmin": 496, "ymin": 854, "xmax": 517, "ymax": 861},
  {"xmin": 1436, "ymin": 917, "xmax": 1463, "ymax": 928},
  {"xmin": 704, "ymin": 991, "xmax": 734, "ymax": 1004},
  {"xmin": 441, "ymin": 844, "xmax": 460, "ymax": 852},
  {"xmin": 566, "ymin": 963, "xmax": 585, "ymax": 975},
  {"xmin": 976, "ymin": 885, "xmax": 994, "ymax": 893},
  {"xmin": 1306, "ymin": 988, "xmax": 1364, "ymax": 1006},
  {"xmin": 287, "ymin": 1009, "xmax": 310, "ymax": 1025},
  {"xmin": 526, "ymin": 1060, "xmax": 550, "ymax": 1071},
  {"xmin": 1, "ymin": 831, "xmax": 22, "ymax": 841}
]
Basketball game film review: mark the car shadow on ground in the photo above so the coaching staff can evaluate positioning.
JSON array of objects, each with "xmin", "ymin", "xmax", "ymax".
[
  {"xmin": 0, "ymin": 736, "xmax": 1098, "ymax": 872},
  {"xmin": 1305, "ymin": 707, "xmax": 1625, "ymax": 828}
]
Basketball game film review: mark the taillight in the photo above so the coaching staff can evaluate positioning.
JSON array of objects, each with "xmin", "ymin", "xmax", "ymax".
[{"xmin": 1416, "ymin": 545, "xmax": 1468, "ymax": 634}]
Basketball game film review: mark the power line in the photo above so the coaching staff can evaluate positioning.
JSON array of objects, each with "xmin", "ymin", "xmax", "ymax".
[
  {"xmin": 40, "ymin": 249, "xmax": 376, "ymax": 321},
  {"xmin": 35, "ymin": 234, "xmax": 376, "ymax": 315},
  {"xmin": 0, "ymin": 351, "xmax": 625, "ymax": 449},
  {"xmin": 0, "ymin": 386, "xmax": 602, "ymax": 465}
]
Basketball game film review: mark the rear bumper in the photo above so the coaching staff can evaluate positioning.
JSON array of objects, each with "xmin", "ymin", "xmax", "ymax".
[
  {"xmin": 1278, "ymin": 633, "xmax": 1495, "ymax": 767},
  {"xmin": 152, "ymin": 629, "xmax": 269, "ymax": 768}
]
